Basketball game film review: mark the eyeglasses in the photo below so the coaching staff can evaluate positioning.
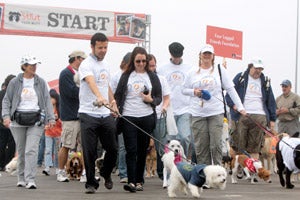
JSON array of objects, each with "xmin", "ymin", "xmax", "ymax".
[
  {"xmin": 281, "ymin": 85, "xmax": 289, "ymax": 88},
  {"xmin": 135, "ymin": 59, "xmax": 147, "ymax": 64}
]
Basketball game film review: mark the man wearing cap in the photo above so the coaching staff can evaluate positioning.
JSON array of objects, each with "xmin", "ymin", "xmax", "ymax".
[
  {"xmin": 57, "ymin": 50, "xmax": 87, "ymax": 182},
  {"xmin": 225, "ymin": 59, "xmax": 276, "ymax": 160},
  {"xmin": 158, "ymin": 42, "xmax": 194, "ymax": 160},
  {"xmin": 276, "ymin": 79, "xmax": 300, "ymax": 136}
]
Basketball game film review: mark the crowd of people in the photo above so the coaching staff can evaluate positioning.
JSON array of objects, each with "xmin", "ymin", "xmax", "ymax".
[{"xmin": 1, "ymin": 32, "xmax": 300, "ymax": 194}]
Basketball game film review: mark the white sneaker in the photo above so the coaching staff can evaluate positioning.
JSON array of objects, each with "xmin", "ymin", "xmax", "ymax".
[
  {"xmin": 17, "ymin": 181, "xmax": 26, "ymax": 187},
  {"xmin": 26, "ymin": 182, "xmax": 37, "ymax": 189},
  {"xmin": 57, "ymin": 170, "xmax": 69, "ymax": 182},
  {"xmin": 80, "ymin": 174, "xmax": 87, "ymax": 183}
]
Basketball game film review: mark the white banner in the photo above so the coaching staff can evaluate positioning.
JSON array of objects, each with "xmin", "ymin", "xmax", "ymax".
[{"xmin": 0, "ymin": 3, "xmax": 146, "ymax": 43}]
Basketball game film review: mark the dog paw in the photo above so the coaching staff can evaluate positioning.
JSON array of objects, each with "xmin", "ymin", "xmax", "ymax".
[
  {"xmin": 168, "ymin": 193, "xmax": 177, "ymax": 198},
  {"xmin": 192, "ymin": 194, "xmax": 200, "ymax": 198}
]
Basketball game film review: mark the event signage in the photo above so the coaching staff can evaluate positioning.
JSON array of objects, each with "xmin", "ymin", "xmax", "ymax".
[
  {"xmin": 0, "ymin": 3, "xmax": 146, "ymax": 43},
  {"xmin": 206, "ymin": 25, "xmax": 243, "ymax": 60}
]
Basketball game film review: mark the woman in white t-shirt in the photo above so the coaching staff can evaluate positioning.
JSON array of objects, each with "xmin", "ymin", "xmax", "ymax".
[
  {"xmin": 114, "ymin": 47, "xmax": 162, "ymax": 192},
  {"xmin": 182, "ymin": 44, "xmax": 246, "ymax": 166},
  {"xmin": 2, "ymin": 55, "xmax": 55, "ymax": 189}
]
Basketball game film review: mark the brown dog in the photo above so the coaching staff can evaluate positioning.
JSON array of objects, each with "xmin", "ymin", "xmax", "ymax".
[
  {"xmin": 145, "ymin": 138, "xmax": 157, "ymax": 178},
  {"xmin": 66, "ymin": 152, "xmax": 84, "ymax": 180},
  {"xmin": 231, "ymin": 154, "xmax": 271, "ymax": 184},
  {"xmin": 260, "ymin": 135, "xmax": 278, "ymax": 174}
]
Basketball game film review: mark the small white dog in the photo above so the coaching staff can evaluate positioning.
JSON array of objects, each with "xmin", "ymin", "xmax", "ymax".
[
  {"xmin": 168, "ymin": 162, "xmax": 227, "ymax": 198},
  {"xmin": 161, "ymin": 140, "xmax": 186, "ymax": 188},
  {"xmin": 5, "ymin": 156, "xmax": 18, "ymax": 176}
]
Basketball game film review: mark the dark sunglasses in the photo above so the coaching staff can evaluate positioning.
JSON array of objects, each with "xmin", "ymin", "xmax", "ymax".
[{"xmin": 135, "ymin": 59, "xmax": 147, "ymax": 64}]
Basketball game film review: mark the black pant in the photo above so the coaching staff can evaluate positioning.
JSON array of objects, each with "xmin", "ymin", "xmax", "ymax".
[
  {"xmin": 121, "ymin": 113, "xmax": 155, "ymax": 184},
  {"xmin": 0, "ymin": 125, "xmax": 15, "ymax": 169},
  {"xmin": 79, "ymin": 113, "xmax": 118, "ymax": 189}
]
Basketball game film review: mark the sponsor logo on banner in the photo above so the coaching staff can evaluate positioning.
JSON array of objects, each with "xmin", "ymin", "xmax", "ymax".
[{"xmin": 206, "ymin": 25, "xmax": 243, "ymax": 60}]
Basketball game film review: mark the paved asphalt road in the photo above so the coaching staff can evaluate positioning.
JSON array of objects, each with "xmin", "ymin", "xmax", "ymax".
[{"xmin": 0, "ymin": 168, "xmax": 299, "ymax": 200}]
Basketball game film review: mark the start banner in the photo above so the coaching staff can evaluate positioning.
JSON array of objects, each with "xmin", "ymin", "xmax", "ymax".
[
  {"xmin": 0, "ymin": 3, "xmax": 146, "ymax": 43},
  {"xmin": 206, "ymin": 25, "xmax": 243, "ymax": 60}
]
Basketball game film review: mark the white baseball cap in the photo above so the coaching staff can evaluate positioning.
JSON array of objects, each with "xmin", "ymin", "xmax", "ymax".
[
  {"xmin": 249, "ymin": 58, "xmax": 264, "ymax": 69},
  {"xmin": 20, "ymin": 55, "xmax": 41, "ymax": 65},
  {"xmin": 200, "ymin": 44, "xmax": 214, "ymax": 54}
]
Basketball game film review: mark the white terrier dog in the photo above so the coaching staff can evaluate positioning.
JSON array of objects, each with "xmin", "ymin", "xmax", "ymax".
[
  {"xmin": 161, "ymin": 140, "xmax": 186, "ymax": 188},
  {"xmin": 168, "ymin": 162, "xmax": 227, "ymax": 198},
  {"xmin": 5, "ymin": 156, "xmax": 18, "ymax": 176}
]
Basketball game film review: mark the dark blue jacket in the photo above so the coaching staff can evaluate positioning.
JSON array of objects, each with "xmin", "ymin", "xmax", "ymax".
[
  {"xmin": 176, "ymin": 162, "xmax": 206, "ymax": 187},
  {"xmin": 225, "ymin": 70, "xmax": 276, "ymax": 123},
  {"xmin": 59, "ymin": 67, "xmax": 80, "ymax": 121}
]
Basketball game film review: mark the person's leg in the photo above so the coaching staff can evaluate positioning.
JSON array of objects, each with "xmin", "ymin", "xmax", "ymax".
[
  {"xmin": 118, "ymin": 133, "xmax": 127, "ymax": 181},
  {"xmin": 43, "ymin": 136, "xmax": 53, "ymax": 174},
  {"xmin": 135, "ymin": 114, "xmax": 154, "ymax": 185},
  {"xmin": 98, "ymin": 116, "xmax": 118, "ymax": 177},
  {"xmin": 0, "ymin": 126, "xmax": 8, "ymax": 170},
  {"xmin": 37, "ymin": 131, "xmax": 45, "ymax": 167},
  {"xmin": 152, "ymin": 117, "xmax": 167, "ymax": 179},
  {"xmin": 207, "ymin": 114, "xmax": 223, "ymax": 165},
  {"xmin": 247, "ymin": 114, "xmax": 266, "ymax": 159},
  {"xmin": 5, "ymin": 129, "xmax": 16, "ymax": 166},
  {"xmin": 24, "ymin": 125, "xmax": 44, "ymax": 184},
  {"xmin": 79, "ymin": 114, "xmax": 99, "ymax": 190},
  {"xmin": 191, "ymin": 116, "xmax": 210, "ymax": 165},
  {"xmin": 10, "ymin": 123, "xmax": 27, "ymax": 184},
  {"xmin": 175, "ymin": 113, "xmax": 192, "ymax": 157},
  {"xmin": 122, "ymin": 117, "xmax": 138, "ymax": 185}
]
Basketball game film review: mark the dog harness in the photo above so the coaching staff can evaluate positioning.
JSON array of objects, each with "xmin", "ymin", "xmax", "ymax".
[
  {"xmin": 279, "ymin": 137, "xmax": 300, "ymax": 173},
  {"xmin": 244, "ymin": 158, "xmax": 259, "ymax": 173},
  {"xmin": 176, "ymin": 162, "xmax": 206, "ymax": 187}
]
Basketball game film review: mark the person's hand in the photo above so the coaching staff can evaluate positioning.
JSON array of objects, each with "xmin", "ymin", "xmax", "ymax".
[
  {"xmin": 269, "ymin": 121, "xmax": 275, "ymax": 132},
  {"xmin": 239, "ymin": 109, "xmax": 247, "ymax": 116},
  {"xmin": 3, "ymin": 118, "xmax": 11, "ymax": 128},
  {"xmin": 194, "ymin": 88, "xmax": 202, "ymax": 97},
  {"xmin": 95, "ymin": 97, "xmax": 109, "ymax": 107},
  {"xmin": 110, "ymin": 100, "xmax": 119, "ymax": 117},
  {"xmin": 141, "ymin": 91, "xmax": 153, "ymax": 103}
]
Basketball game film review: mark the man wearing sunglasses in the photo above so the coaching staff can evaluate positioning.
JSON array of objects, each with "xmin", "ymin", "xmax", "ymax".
[{"xmin": 276, "ymin": 79, "xmax": 300, "ymax": 136}]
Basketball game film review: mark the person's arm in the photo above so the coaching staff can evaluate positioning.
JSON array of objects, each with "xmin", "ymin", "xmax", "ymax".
[{"xmin": 85, "ymin": 75, "xmax": 108, "ymax": 106}]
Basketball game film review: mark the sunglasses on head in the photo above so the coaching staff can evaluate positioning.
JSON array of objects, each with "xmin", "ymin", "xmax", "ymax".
[{"xmin": 135, "ymin": 59, "xmax": 147, "ymax": 64}]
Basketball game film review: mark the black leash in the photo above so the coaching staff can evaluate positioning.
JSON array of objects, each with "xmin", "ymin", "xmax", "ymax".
[{"xmin": 93, "ymin": 102, "xmax": 193, "ymax": 164}]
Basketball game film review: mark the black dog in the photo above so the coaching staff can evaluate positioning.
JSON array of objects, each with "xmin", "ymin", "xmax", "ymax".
[{"xmin": 276, "ymin": 132, "xmax": 300, "ymax": 189}]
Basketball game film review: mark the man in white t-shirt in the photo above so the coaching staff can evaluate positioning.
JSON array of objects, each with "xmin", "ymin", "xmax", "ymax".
[
  {"xmin": 226, "ymin": 58, "xmax": 276, "ymax": 160},
  {"xmin": 78, "ymin": 33, "xmax": 118, "ymax": 194},
  {"xmin": 158, "ymin": 42, "xmax": 195, "ymax": 160}
]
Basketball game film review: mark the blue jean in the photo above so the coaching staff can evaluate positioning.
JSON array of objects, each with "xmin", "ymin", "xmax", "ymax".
[
  {"xmin": 118, "ymin": 133, "xmax": 127, "ymax": 179},
  {"xmin": 37, "ymin": 131, "xmax": 45, "ymax": 166},
  {"xmin": 174, "ymin": 113, "xmax": 192, "ymax": 157},
  {"xmin": 152, "ymin": 116, "xmax": 169, "ymax": 178},
  {"xmin": 44, "ymin": 136, "xmax": 60, "ymax": 168}
]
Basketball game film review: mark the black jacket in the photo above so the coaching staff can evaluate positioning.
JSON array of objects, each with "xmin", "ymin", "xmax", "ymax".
[{"xmin": 114, "ymin": 71, "xmax": 162, "ymax": 115}]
